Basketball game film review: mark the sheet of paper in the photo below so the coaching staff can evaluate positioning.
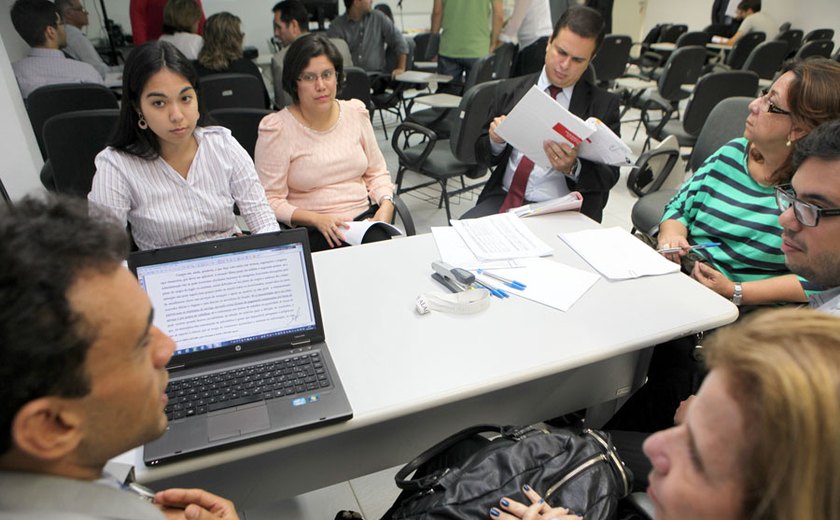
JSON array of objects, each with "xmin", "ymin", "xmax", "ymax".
[
  {"xmin": 341, "ymin": 221, "xmax": 402, "ymax": 246},
  {"xmin": 558, "ymin": 227, "xmax": 680, "ymax": 280},
  {"xmin": 478, "ymin": 258, "xmax": 600, "ymax": 312},
  {"xmin": 509, "ymin": 192, "xmax": 583, "ymax": 218},
  {"xmin": 431, "ymin": 227, "xmax": 522, "ymax": 270},
  {"xmin": 451, "ymin": 213, "xmax": 554, "ymax": 261},
  {"xmin": 580, "ymin": 117, "xmax": 633, "ymax": 166},
  {"xmin": 495, "ymin": 86, "xmax": 595, "ymax": 169}
]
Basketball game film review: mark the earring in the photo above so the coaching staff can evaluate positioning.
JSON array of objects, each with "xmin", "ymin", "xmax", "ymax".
[
  {"xmin": 138, "ymin": 114, "xmax": 148, "ymax": 130},
  {"xmin": 786, "ymin": 139, "xmax": 792, "ymax": 147}
]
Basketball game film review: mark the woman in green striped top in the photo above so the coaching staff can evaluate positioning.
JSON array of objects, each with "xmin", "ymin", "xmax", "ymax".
[{"xmin": 658, "ymin": 58, "xmax": 840, "ymax": 306}]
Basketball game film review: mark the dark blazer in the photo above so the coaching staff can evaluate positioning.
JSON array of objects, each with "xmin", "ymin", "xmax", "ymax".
[{"xmin": 474, "ymin": 72, "xmax": 622, "ymax": 222}]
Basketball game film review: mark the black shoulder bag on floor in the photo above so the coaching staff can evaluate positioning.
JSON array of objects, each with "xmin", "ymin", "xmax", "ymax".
[{"xmin": 387, "ymin": 424, "xmax": 633, "ymax": 520}]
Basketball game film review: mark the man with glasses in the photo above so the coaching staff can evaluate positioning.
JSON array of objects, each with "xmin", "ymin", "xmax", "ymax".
[
  {"xmin": 55, "ymin": 0, "xmax": 115, "ymax": 79},
  {"xmin": 778, "ymin": 120, "xmax": 840, "ymax": 315},
  {"xmin": 10, "ymin": 0, "xmax": 103, "ymax": 99}
]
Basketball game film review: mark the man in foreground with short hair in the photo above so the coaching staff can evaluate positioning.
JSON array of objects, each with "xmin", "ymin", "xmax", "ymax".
[
  {"xmin": 462, "ymin": 6, "xmax": 621, "ymax": 223},
  {"xmin": 0, "ymin": 196, "xmax": 238, "ymax": 520},
  {"xmin": 10, "ymin": 0, "xmax": 103, "ymax": 99},
  {"xmin": 779, "ymin": 119, "xmax": 840, "ymax": 315}
]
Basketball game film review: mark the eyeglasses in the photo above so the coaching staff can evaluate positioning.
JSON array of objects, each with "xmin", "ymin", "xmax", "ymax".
[
  {"xmin": 775, "ymin": 184, "xmax": 840, "ymax": 227},
  {"xmin": 298, "ymin": 69, "xmax": 336, "ymax": 83},
  {"xmin": 68, "ymin": 6, "xmax": 88, "ymax": 12},
  {"xmin": 760, "ymin": 88, "xmax": 791, "ymax": 116}
]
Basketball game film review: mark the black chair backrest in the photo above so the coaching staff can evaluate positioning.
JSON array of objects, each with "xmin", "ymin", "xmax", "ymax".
[
  {"xmin": 774, "ymin": 28, "xmax": 803, "ymax": 55},
  {"xmin": 591, "ymin": 34, "xmax": 631, "ymax": 83},
  {"xmin": 777, "ymin": 22, "xmax": 791, "ymax": 33},
  {"xmin": 726, "ymin": 31, "xmax": 766, "ymax": 69},
  {"xmin": 682, "ymin": 71, "xmax": 758, "ymax": 138},
  {"xmin": 657, "ymin": 46, "xmax": 707, "ymax": 101},
  {"xmin": 208, "ymin": 108, "xmax": 274, "ymax": 160},
  {"xmin": 337, "ymin": 66, "xmax": 373, "ymax": 108},
  {"xmin": 659, "ymin": 24, "xmax": 688, "ymax": 43},
  {"xmin": 413, "ymin": 32, "xmax": 440, "ymax": 62},
  {"xmin": 514, "ymin": 39, "xmax": 547, "ymax": 77},
  {"xmin": 675, "ymin": 31, "xmax": 710, "ymax": 48},
  {"xmin": 374, "ymin": 3, "xmax": 393, "ymax": 21},
  {"xmin": 199, "ymin": 73, "xmax": 265, "ymax": 111},
  {"xmin": 804, "ymin": 28, "xmax": 834, "ymax": 42},
  {"xmin": 26, "ymin": 83, "xmax": 119, "ymax": 160},
  {"xmin": 492, "ymin": 42, "xmax": 518, "ymax": 80},
  {"xmin": 464, "ymin": 53, "xmax": 497, "ymax": 89},
  {"xmin": 450, "ymin": 79, "xmax": 503, "ymax": 164},
  {"xmin": 42, "ymin": 109, "xmax": 120, "ymax": 197},
  {"xmin": 703, "ymin": 23, "xmax": 731, "ymax": 37},
  {"xmin": 690, "ymin": 96, "xmax": 752, "ymax": 172},
  {"xmin": 794, "ymin": 39, "xmax": 835, "ymax": 60},
  {"xmin": 742, "ymin": 40, "xmax": 789, "ymax": 80}
]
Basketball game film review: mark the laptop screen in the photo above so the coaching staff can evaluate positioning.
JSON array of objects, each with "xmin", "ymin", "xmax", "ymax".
[{"xmin": 135, "ymin": 241, "xmax": 317, "ymax": 358}]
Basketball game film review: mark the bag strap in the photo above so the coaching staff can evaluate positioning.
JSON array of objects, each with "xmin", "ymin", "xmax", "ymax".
[{"xmin": 394, "ymin": 424, "xmax": 503, "ymax": 492}]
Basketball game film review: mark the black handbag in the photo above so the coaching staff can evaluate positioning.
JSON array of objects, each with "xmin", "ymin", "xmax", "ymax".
[{"xmin": 388, "ymin": 424, "xmax": 632, "ymax": 520}]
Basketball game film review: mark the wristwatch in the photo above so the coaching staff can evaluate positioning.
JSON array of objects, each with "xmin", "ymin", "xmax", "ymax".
[
  {"xmin": 731, "ymin": 282, "xmax": 743, "ymax": 306},
  {"xmin": 379, "ymin": 194, "xmax": 393, "ymax": 205}
]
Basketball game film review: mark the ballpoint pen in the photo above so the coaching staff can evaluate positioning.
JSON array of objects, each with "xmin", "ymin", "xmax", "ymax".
[
  {"xmin": 657, "ymin": 242, "xmax": 722, "ymax": 254},
  {"xmin": 473, "ymin": 279, "xmax": 508, "ymax": 299},
  {"xmin": 476, "ymin": 269, "xmax": 527, "ymax": 290}
]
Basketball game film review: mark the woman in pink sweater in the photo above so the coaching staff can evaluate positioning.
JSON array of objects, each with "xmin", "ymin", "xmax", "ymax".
[{"xmin": 255, "ymin": 33, "xmax": 395, "ymax": 251}]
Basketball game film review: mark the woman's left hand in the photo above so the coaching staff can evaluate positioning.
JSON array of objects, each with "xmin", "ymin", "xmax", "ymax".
[
  {"xmin": 691, "ymin": 262, "xmax": 735, "ymax": 298},
  {"xmin": 489, "ymin": 486, "xmax": 581, "ymax": 520},
  {"xmin": 370, "ymin": 200, "xmax": 395, "ymax": 223}
]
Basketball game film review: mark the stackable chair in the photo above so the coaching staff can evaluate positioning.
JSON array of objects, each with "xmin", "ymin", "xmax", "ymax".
[
  {"xmin": 208, "ymin": 108, "xmax": 274, "ymax": 160},
  {"xmin": 591, "ymin": 34, "xmax": 632, "ymax": 88},
  {"xmin": 803, "ymin": 28, "xmax": 834, "ymax": 43},
  {"xmin": 793, "ymin": 39, "xmax": 835, "ymax": 60},
  {"xmin": 199, "ymin": 73, "xmax": 266, "ymax": 111}
]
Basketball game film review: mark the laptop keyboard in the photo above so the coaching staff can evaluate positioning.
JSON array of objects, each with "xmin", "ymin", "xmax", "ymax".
[{"xmin": 164, "ymin": 352, "xmax": 331, "ymax": 421}]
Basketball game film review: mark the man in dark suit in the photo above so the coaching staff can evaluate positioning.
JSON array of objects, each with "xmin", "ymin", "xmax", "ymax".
[{"xmin": 462, "ymin": 6, "xmax": 621, "ymax": 223}]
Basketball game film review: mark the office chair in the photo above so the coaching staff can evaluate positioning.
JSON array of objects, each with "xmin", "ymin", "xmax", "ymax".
[
  {"xmin": 512, "ymin": 38, "xmax": 547, "ymax": 77},
  {"xmin": 630, "ymin": 96, "xmax": 752, "ymax": 235},
  {"xmin": 492, "ymin": 42, "xmax": 518, "ymax": 80},
  {"xmin": 724, "ymin": 31, "xmax": 766, "ymax": 70},
  {"xmin": 391, "ymin": 80, "xmax": 501, "ymax": 222},
  {"xmin": 26, "ymin": 83, "xmax": 119, "ymax": 161},
  {"xmin": 337, "ymin": 66, "xmax": 373, "ymax": 109},
  {"xmin": 42, "ymin": 109, "xmax": 120, "ymax": 198},
  {"xmin": 742, "ymin": 40, "xmax": 789, "ymax": 81},
  {"xmin": 774, "ymin": 28, "xmax": 803, "ymax": 57},
  {"xmin": 208, "ymin": 108, "xmax": 274, "ymax": 160},
  {"xmin": 413, "ymin": 32, "xmax": 440, "ymax": 62},
  {"xmin": 641, "ymin": 70, "xmax": 758, "ymax": 152},
  {"xmin": 370, "ymin": 38, "xmax": 417, "ymax": 139},
  {"xmin": 642, "ymin": 31, "xmax": 710, "ymax": 80},
  {"xmin": 590, "ymin": 34, "xmax": 631, "ymax": 88},
  {"xmin": 658, "ymin": 24, "xmax": 688, "ymax": 43},
  {"xmin": 199, "ymin": 73, "xmax": 266, "ymax": 111},
  {"xmin": 803, "ymin": 28, "xmax": 834, "ymax": 43},
  {"xmin": 793, "ymin": 40, "xmax": 835, "ymax": 60}
]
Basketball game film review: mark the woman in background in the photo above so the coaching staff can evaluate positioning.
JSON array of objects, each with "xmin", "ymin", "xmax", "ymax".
[
  {"xmin": 89, "ymin": 41, "xmax": 279, "ymax": 250},
  {"xmin": 194, "ymin": 12, "xmax": 270, "ymax": 109},
  {"xmin": 255, "ymin": 33, "xmax": 395, "ymax": 252},
  {"xmin": 158, "ymin": 0, "xmax": 204, "ymax": 59}
]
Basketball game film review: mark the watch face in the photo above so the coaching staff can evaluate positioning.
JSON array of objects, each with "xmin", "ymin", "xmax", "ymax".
[{"xmin": 127, "ymin": 481, "xmax": 156, "ymax": 503}]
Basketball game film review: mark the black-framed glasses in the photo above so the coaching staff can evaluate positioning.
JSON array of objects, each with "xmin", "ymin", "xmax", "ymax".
[
  {"xmin": 298, "ymin": 69, "xmax": 336, "ymax": 83},
  {"xmin": 760, "ymin": 88, "xmax": 791, "ymax": 116},
  {"xmin": 775, "ymin": 184, "xmax": 840, "ymax": 227}
]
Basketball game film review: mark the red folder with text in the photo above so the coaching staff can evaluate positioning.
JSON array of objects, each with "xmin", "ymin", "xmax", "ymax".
[{"xmin": 495, "ymin": 85, "xmax": 631, "ymax": 168}]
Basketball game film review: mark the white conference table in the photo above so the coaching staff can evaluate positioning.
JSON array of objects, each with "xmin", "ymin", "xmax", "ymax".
[{"xmin": 130, "ymin": 213, "xmax": 737, "ymax": 509}]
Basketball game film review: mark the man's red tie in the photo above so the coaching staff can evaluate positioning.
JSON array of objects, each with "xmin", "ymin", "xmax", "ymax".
[{"xmin": 498, "ymin": 86, "xmax": 562, "ymax": 213}]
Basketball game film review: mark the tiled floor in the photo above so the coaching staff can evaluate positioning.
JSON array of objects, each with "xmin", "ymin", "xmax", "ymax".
[{"xmin": 241, "ymin": 104, "xmax": 654, "ymax": 520}]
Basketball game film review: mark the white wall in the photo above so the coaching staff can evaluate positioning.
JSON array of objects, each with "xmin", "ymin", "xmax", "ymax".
[{"xmin": 0, "ymin": 0, "xmax": 46, "ymax": 200}]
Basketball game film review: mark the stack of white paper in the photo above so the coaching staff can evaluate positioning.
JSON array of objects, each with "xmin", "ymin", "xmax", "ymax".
[
  {"xmin": 479, "ymin": 258, "xmax": 599, "ymax": 312},
  {"xmin": 558, "ymin": 227, "xmax": 680, "ymax": 280},
  {"xmin": 451, "ymin": 213, "xmax": 553, "ymax": 261}
]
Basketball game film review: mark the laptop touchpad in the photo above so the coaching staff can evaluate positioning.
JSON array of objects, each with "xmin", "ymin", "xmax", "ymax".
[{"xmin": 207, "ymin": 402, "xmax": 270, "ymax": 442}]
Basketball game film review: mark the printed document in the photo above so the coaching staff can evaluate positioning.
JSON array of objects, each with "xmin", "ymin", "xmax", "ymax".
[
  {"xmin": 558, "ymin": 226, "xmax": 680, "ymax": 280},
  {"xmin": 451, "ymin": 213, "xmax": 553, "ymax": 261},
  {"xmin": 509, "ymin": 192, "xmax": 583, "ymax": 218},
  {"xmin": 495, "ymin": 85, "xmax": 632, "ymax": 167},
  {"xmin": 432, "ymin": 226, "xmax": 522, "ymax": 270},
  {"xmin": 341, "ymin": 221, "xmax": 402, "ymax": 246}
]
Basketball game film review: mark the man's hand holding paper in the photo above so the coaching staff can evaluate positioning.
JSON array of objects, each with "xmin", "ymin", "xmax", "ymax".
[
  {"xmin": 544, "ymin": 139, "xmax": 578, "ymax": 174},
  {"xmin": 489, "ymin": 115, "xmax": 508, "ymax": 144}
]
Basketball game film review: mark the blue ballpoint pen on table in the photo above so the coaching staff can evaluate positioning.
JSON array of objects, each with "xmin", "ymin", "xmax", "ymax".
[
  {"xmin": 476, "ymin": 269, "xmax": 527, "ymax": 290},
  {"xmin": 473, "ymin": 279, "xmax": 509, "ymax": 299},
  {"xmin": 657, "ymin": 242, "xmax": 722, "ymax": 254}
]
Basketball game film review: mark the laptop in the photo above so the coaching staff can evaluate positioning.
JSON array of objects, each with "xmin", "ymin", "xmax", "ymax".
[{"xmin": 128, "ymin": 229, "xmax": 353, "ymax": 466}]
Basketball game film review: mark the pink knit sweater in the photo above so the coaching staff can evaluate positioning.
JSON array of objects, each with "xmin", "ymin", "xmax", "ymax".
[{"xmin": 255, "ymin": 99, "xmax": 394, "ymax": 226}]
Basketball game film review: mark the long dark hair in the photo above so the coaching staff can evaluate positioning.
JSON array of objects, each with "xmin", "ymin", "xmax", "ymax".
[{"xmin": 109, "ymin": 41, "xmax": 208, "ymax": 160}]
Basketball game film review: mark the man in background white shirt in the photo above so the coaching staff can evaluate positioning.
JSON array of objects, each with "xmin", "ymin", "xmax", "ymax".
[
  {"xmin": 10, "ymin": 0, "xmax": 103, "ymax": 99},
  {"xmin": 55, "ymin": 0, "xmax": 113, "ymax": 79},
  {"xmin": 721, "ymin": 0, "xmax": 777, "ymax": 46}
]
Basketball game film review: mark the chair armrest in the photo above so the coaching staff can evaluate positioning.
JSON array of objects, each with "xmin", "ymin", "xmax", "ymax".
[
  {"xmin": 627, "ymin": 146, "xmax": 681, "ymax": 197},
  {"xmin": 391, "ymin": 194, "xmax": 416, "ymax": 236},
  {"xmin": 390, "ymin": 121, "xmax": 439, "ymax": 167}
]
